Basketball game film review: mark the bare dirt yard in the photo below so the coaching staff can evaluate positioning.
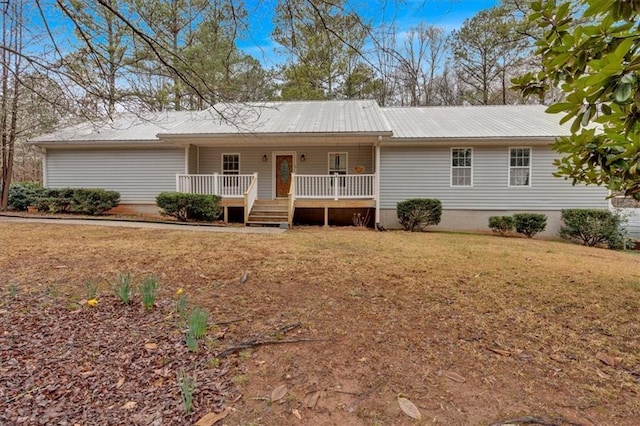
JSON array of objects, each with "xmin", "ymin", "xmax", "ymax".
[{"xmin": 1, "ymin": 223, "xmax": 639, "ymax": 425}]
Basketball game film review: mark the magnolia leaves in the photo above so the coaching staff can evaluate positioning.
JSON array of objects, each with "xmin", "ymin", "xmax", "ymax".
[{"xmin": 397, "ymin": 397, "xmax": 421, "ymax": 420}]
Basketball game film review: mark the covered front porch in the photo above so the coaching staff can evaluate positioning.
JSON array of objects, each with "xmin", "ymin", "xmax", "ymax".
[{"xmin": 176, "ymin": 172, "xmax": 377, "ymax": 227}]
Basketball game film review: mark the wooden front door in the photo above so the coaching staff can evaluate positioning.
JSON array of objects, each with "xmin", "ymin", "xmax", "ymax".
[{"xmin": 275, "ymin": 155, "xmax": 293, "ymax": 198}]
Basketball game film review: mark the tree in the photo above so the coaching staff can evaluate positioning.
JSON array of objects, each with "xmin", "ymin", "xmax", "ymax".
[
  {"xmin": 272, "ymin": 0, "xmax": 368, "ymax": 100},
  {"xmin": 452, "ymin": 6, "xmax": 531, "ymax": 105},
  {"xmin": 516, "ymin": 0, "xmax": 640, "ymax": 200}
]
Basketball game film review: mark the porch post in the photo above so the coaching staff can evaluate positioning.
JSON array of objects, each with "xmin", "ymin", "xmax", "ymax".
[
  {"xmin": 333, "ymin": 173, "xmax": 339, "ymax": 200},
  {"xmin": 375, "ymin": 142, "xmax": 381, "ymax": 228},
  {"xmin": 213, "ymin": 172, "xmax": 219, "ymax": 196}
]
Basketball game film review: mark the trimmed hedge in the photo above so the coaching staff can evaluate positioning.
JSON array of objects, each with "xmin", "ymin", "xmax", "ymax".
[
  {"xmin": 560, "ymin": 209, "xmax": 628, "ymax": 248},
  {"xmin": 488, "ymin": 216, "xmax": 515, "ymax": 236},
  {"xmin": 513, "ymin": 213, "xmax": 547, "ymax": 238},
  {"xmin": 156, "ymin": 192, "xmax": 221, "ymax": 222},
  {"xmin": 35, "ymin": 188, "xmax": 120, "ymax": 215},
  {"xmin": 397, "ymin": 198, "xmax": 442, "ymax": 231},
  {"xmin": 8, "ymin": 182, "xmax": 47, "ymax": 211}
]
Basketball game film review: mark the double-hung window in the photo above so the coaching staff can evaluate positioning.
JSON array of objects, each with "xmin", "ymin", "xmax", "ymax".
[
  {"xmin": 509, "ymin": 148, "xmax": 531, "ymax": 186},
  {"xmin": 222, "ymin": 153, "xmax": 240, "ymax": 175},
  {"xmin": 451, "ymin": 148, "xmax": 472, "ymax": 187}
]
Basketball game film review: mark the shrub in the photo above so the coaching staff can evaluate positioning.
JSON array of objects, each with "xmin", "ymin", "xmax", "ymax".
[
  {"xmin": 488, "ymin": 216, "xmax": 515, "ymax": 236},
  {"xmin": 156, "ymin": 192, "xmax": 221, "ymax": 222},
  {"xmin": 8, "ymin": 182, "xmax": 46, "ymax": 211},
  {"xmin": 33, "ymin": 187, "xmax": 119, "ymax": 215},
  {"xmin": 397, "ymin": 198, "xmax": 442, "ymax": 232},
  {"xmin": 513, "ymin": 213, "xmax": 547, "ymax": 238},
  {"xmin": 69, "ymin": 188, "xmax": 120, "ymax": 215},
  {"xmin": 560, "ymin": 209, "xmax": 628, "ymax": 247}
]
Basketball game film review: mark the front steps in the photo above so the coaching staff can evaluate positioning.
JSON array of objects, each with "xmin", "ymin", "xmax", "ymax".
[{"xmin": 246, "ymin": 199, "xmax": 289, "ymax": 226}]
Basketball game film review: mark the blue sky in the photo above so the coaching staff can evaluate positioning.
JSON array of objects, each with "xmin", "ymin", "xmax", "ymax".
[{"xmin": 238, "ymin": 0, "xmax": 500, "ymax": 67}]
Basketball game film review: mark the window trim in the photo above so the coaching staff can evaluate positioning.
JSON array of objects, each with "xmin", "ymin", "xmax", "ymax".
[
  {"xmin": 221, "ymin": 153, "xmax": 241, "ymax": 175},
  {"xmin": 328, "ymin": 152, "xmax": 348, "ymax": 175},
  {"xmin": 450, "ymin": 147, "xmax": 473, "ymax": 187},
  {"xmin": 508, "ymin": 147, "xmax": 532, "ymax": 187}
]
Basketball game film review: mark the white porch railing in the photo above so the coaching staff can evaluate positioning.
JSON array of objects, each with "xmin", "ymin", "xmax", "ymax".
[
  {"xmin": 294, "ymin": 174, "xmax": 375, "ymax": 200},
  {"xmin": 244, "ymin": 173, "xmax": 259, "ymax": 223},
  {"xmin": 176, "ymin": 173, "xmax": 255, "ymax": 198}
]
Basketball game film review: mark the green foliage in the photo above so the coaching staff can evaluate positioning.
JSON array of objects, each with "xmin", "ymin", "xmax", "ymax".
[
  {"xmin": 112, "ymin": 272, "xmax": 134, "ymax": 304},
  {"xmin": 84, "ymin": 280, "xmax": 98, "ymax": 300},
  {"xmin": 560, "ymin": 209, "xmax": 629, "ymax": 248},
  {"xmin": 515, "ymin": 0, "xmax": 640, "ymax": 199},
  {"xmin": 156, "ymin": 192, "xmax": 221, "ymax": 222},
  {"xmin": 8, "ymin": 182, "xmax": 46, "ymax": 211},
  {"xmin": 488, "ymin": 215, "xmax": 515, "ymax": 236},
  {"xmin": 140, "ymin": 276, "xmax": 159, "ymax": 309},
  {"xmin": 34, "ymin": 188, "xmax": 119, "ymax": 215},
  {"xmin": 177, "ymin": 368, "xmax": 196, "ymax": 415},
  {"xmin": 176, "ymin": 294, "xmax": 187, "ymax": 319},
  {"xmin": 187, "ymin": 308, "xmax": 209, "ymax": 339},
  {"xmin": 513, "ymin": 213, "xmax": 547, "ymax": 238},
  {"xmin": 396, "ymin": 198, "xmax": 442, "ymax": 232}
]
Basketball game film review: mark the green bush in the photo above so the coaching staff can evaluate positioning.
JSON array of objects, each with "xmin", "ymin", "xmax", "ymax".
[
  {"xmin": 8, "ymin": 182, "xmax": 46, "ymax": 211},
  {"xmin": 35, "ymin": 188, "xmax": 119, "ymax": 215},
  {"xmin": 156, "ymin": 192, "xmax": 221, "ymax": 222},
  {"xmin": 396, "ymin": 198, "xmax": 442, "ymax": 231},
  {"xmin": 488, "ymin": 216, "xmax": 515, "ymax": 236},
  {"xmin": 513, "ymin": 213, "xmax": 547, "ymax": 238},
  {"xmin": 560, "ymin": 209, "xmax": 629, "ymax": 248}
]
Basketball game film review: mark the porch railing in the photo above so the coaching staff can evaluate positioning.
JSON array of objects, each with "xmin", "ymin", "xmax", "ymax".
[
  {"xmin": 294, "ymin": 174, "xmax": 375, "ymax": 200},
  {"xmin": 176, "ymin": 173, "xmax": 255, "ymax": 198}
]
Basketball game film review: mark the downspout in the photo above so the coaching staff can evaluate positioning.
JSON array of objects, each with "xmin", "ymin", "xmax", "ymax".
[
  {"xmin": 42, "ymin": 147, "xmax": 47, "ymax": 187},
  {"xmin": 375, "ymin": 136, "xmax": 381, "ymax": 230}
]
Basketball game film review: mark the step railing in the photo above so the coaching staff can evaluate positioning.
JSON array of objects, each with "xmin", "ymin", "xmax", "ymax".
[
  {"xmin": 244, "ymin": 173, "xmax": 259, "ymax": 223},
  {"xmin": 294, "ymin": 174, "xmax": 375, "ymax": 200},
  {"xmin": 176, "ymin": 173, "xmax": 255, "ymax": 198},
  {"xmin": 288, "ymin": 173, "xmax": 296, "ymax": 227}
]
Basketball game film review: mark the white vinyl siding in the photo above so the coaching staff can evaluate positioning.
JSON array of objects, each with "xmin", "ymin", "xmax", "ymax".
[
  {"xmin": 199, "ymin": 145, "xmax": 373, "ymax": 200},
  {"xmin": 509, "ymin": 147, "xmax": 531, "ymax": 186},
  {"xmin": 451, "ymin": 148, "xmax": 472, "ymax": 187},
  {"xmin": 46, "ymin": 148, "xmax": 184, "ymax": 204},
  {"xmin": 379, "ymin": 144, "xmax": 609, "ymax": 210}
]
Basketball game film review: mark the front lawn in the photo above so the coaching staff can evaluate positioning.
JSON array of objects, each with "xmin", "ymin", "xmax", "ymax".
[{"xmin": 1, "ymin": 224, "xmax": 638, "ymax": 425}]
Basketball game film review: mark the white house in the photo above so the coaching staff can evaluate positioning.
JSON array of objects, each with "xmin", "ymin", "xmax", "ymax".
[{"xmin": 31, "ymin": 100, "xmax": 612, "ymax": 236}]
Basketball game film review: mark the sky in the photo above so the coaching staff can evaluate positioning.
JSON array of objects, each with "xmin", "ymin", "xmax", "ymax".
[{"xmin": 237, "ymin": 0, "xmax": 500, "ymax": 67}]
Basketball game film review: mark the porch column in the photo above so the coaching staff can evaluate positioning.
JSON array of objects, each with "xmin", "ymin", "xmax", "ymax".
[{"xmin": 375, "ymin": 142, "xmax": 381, "ymax": 227}]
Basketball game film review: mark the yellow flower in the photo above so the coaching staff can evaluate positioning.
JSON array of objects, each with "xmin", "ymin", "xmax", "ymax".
[
  {"xmin": 87, "ymin": 298, "xmax": 98, "ymax": 307},
  {"xmin": 176, "ymin": 288, "xmax": 184, "ymax": 296}
]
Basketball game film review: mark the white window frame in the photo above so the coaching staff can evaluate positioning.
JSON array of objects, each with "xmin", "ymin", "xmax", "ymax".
[
  {"xmin": 221, "ymin": 153, "xmax": 240, "ymax": 175},
  {"xmin": 450, "ymin": 147, "xmax": 473, "ymax": 187},
  {"xmin": 328, "ymin": 152, "xmax": 348, "ymax": 175},
  {"xmin": 508, "ymin": 147, "xmax": 532, "ymax": 187}
]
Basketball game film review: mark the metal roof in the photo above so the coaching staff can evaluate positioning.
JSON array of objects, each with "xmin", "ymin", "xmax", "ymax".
[
  {"xmin": 31, "ymin": 111, "xmax": 196, "ymax": 143},
  {"xmin": 162, "ymin": 100, "xmax": 391, "ymax": 136},
  {"xmin": 31, "ymin": 102, "xmax": 572, "ymax": 145},
  {"xmin": 382, "ymin": 105, "xmax": 571, "ymax": 139}
]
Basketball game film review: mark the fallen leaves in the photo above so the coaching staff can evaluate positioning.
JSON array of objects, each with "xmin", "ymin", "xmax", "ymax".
[
  {"xmin": 271, "ymin": 384, "xmax": 288, "ymax": 402},
  {"xmin": 121, "ymin": 401, "xmax": 137, "ymax": 410},
  {"xmin": 194, "ymin": 407, "xmax": 232, "ymax": 426},
  {"xmin": 443, "ymin": 371, "xmax": 467, "ymax": 383},
  {"xmin": 596, "ymin": 352, "xmax": 616, "ymax": 367},
  {"xmin": 398, "ymin": 397, "xmax": 421, "ymax": 420}
]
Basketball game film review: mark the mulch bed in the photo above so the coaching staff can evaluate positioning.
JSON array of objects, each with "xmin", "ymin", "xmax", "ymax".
[{"xmin": 0, "ymin": 292, "xmax": 238, "ymax": 425}]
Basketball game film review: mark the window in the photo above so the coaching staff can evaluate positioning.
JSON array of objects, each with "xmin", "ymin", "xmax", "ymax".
[
  {"xmin": 328, "ymin": 152, "xmax": 347, "ymax": 175},
  {"xmin": 509, "ymin": 148, "xmax": 531, "ymax": 186},
  {"xmin": 222, "ymin": 153, "xmax": 240, "ymax": 175},
  {"xmin": 451, "ymin": 148, "xmax": 472, "ymax": 187}
]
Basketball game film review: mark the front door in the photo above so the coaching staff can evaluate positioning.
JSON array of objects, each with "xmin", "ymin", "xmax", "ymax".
[{"xmin": 275, "ymin": 155, "xmax": 293, "ymax": 198}]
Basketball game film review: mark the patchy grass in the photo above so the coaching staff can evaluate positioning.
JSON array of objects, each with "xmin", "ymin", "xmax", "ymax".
[{"xmin": 1, "ymin": 223, "xmax": 639, "ymax": 425}]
